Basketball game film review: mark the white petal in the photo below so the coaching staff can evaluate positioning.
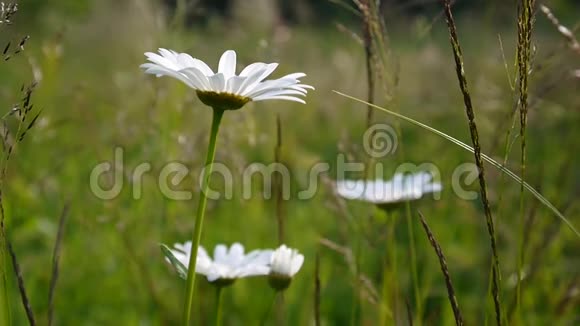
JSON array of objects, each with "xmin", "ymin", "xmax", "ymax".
[
  {"xmin": 214, "ymin": 244, "xmax": 228, "ymax": 263},
  {"xmin": 252, "ymin": 90, "xmax": 306, "ymax": 101},
  {"xmin": 206, "ymin": 273, "xmax": 220, "ymax": 282},
  {"xmin": 240, "ymin": 63, "xmax": 279, "ymax": 95},
  {"xmin": 291, "ymin": 254, "xmax": 304, "ymax": 276},
  {"xmin": 226, "ymin": 76, "xmax": 247, "ymax": 94},
  {"xmin": 245, "ymin": 249, "xmax": 273, "ymax": 265},
  {"xmin": 179, "ymin": 67, "xmax": 211, "ymax": 90},
  {"xmin": 228, "ymin": 243, "xmax": 245, "ymax": 265},
  {"xmin": 236, "ymin": 67, "xmax": 270, "ymax": 95},
  {"xmin": 218, "ymin": 50, "xmax": 237, "ymax": 80},
  {"xmin": 142, "ymin": 65, "xmax": 202, "ymax": 89},
  {"xmin": 243, "ymin": 78, "xmax": 296, "ymax": 98},
  {"xmin": 239, "ymin": 62, "xmax": 267, "ymax": 77},
  {"xmin": 252, "ymin": 95, "xmax": 306, "ymax": 104},
  {"xmin": 207, "ymin": 73, "xmax": 226, "ymax": 92},
  {"xmin": 173, "ymin": 241, "xmax": 192, "ymax": 254},
  {"xmin": 278, "ymin": 72, "xmax": 306, "ymax": 80},
  {"xmin": 238, "ymin": 265, "xmax": 270, "ymax": 278},
  {"xmin": 143, "ymin": 53, "xmax": 180, "ymax": 71},
  {"xmin": 192, "ymin": 59, "xmax": 215, "ymax": 76},
  {"xmin": 175, "ymin": 53, "xmax": 214, "ymax": 76}
]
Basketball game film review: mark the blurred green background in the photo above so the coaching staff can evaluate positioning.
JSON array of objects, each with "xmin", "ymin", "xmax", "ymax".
[{"xmin": 0, "ymin": 0, "xmax": 579, "ymax": 325}]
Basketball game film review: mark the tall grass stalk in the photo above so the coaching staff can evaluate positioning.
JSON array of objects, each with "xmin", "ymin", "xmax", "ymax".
[
  {"xmin": 442, "ymin": 1, "xmax": 504, "ymax": 322},
  {"xmin": 0, "ymin": 242, "xmax": 10, "ymax": 326},
  {"xmin": 183, "ymin": 108, "xmax": 224, "ymax": 326},
  {"xmin": 0, "ymin": 81, "xmax": 39, "ymax": 326},
  {"xmin": 7, "ymin": 242, "xmax": 35, "ymax": 325},
  {"xmin": 354, "ymin": 0, "xmax": 423, "ymax": 321},
  {"xmin": 334, "ymin": 91, "xmax": 579, "ymax": 237},
  {"xmin": 314, "ymin": 252, "xmax": 321, "ymax": 326},
  {"xmin": 515, "ymin": 0, "xmax": 535, "ymax": 321},
  {"xmin": 359, "ymin": 0, "xmax": 376, "ymax": 129},
  {"xmin": 417, "ymin": 211, "xmax": 464, "ymax": 326},
  {"xmin": 48, "ymin": 203, "xmax": 70, "ymax": 326}
]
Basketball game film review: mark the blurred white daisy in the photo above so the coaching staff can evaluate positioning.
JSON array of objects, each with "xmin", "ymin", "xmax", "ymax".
[
  {"xmin": 268, "ymin": 245, "xmax": 304, "ymax": 291},
  {"xmin": 165, "ymin": 241, "xmax": 272, "ymax": 285},
  {"xmin": 141, "ymin": 49, "xmax": 313, "ymax": 110},
  {"xmin": 335, "ymin": 171, "xmax": 442, "ymax": 205}
]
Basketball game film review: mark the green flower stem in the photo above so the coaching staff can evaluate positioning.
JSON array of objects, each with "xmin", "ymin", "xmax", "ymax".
[
  {"xmin": 183, "ymin": 107, "xmax": 225, "ymax": 326},
  {"xmin": 260, "ymin": 291, "xmax": 278, "ymax": 326},
  {"xmin": 214, "ymin": 286, "xmax": 223, "ymax": 326}
]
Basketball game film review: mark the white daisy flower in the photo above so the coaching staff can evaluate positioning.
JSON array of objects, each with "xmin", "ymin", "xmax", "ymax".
[
  {"xmin": 268, "ymin": 245, "xmax": 304, "ymax": 291},
  {"xmin": 335, "ymin": 171, "xmax": 442, "ymax": 205},
  {"xmin": 141, "ymin": 49, "xmax": 313, "ymax": 110},
  {"xmin": 166, "ymin": 241, "xmax": 272, "ymax": 285}
]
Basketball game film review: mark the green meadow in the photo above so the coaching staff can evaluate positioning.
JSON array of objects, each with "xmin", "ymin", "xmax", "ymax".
[{"xmin": 0, "ymin": 0, "xmax": 579, "ymax": 325}]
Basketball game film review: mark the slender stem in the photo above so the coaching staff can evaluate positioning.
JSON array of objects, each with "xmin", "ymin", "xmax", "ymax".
[
  {"xmin": 183, "ymin": 108, "xmax": 225, "ymax": 326},
  {"xmin": 274, "ymin": 114, "xmax": 284, "ymax": 245},
  {"xmin": 0, "ymin": 237, "xmax": 11, "ymax": 326},
  {"xmin": 405, "ymin": 201, "xmax": 422, "ymax": 324},
  {"xmin": 350, "ymin": 237, "xmax": 361, "ymax": 326},
  {"xmin": 260, "ymin": 291, "xmax": 278, "ymax": 326},
  {"xmin": 214, "ymin": 286, "xmax": 223, "ymax": 326},
  {"xmin": 7, "ymin": 241, "xmax": 35, "ymax": 325},
  {"xmin": 48, "ymin": 203, "xmax": 70, "ymax": 326},
  {"xmin": 390, "ymin": 212, "xmax": 399, "ymax": 322},
  {"xmin": 438, "ymin": 4, "xmax": 503, "ymax": 323},
  {"xmin": 314, "ymin": 252, "xmax": 321, "ymax": 326},
  {"xmin": 516, "ymin": 1, "xmax": 534, "ymax": 322},
  {"xmin": 417, "ymin": 211, "xmax": 464, "ymax": 326}
]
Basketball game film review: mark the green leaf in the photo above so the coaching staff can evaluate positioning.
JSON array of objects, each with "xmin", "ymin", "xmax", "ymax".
[{"xmin": 160, "ymin": 244, "xmax": 188, "ymax": 280}]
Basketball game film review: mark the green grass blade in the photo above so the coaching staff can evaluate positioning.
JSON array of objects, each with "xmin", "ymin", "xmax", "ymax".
[
  {"xmin": 160, "ymin": 244, "xmax": 188, "ymax": 280},
  {"xmin": 334, "ymin": 90, "xmax": 580, "ymax": 238},
  {"xmin": 1, "ymin": 241, "xmax": 12, "ymax": 326}
]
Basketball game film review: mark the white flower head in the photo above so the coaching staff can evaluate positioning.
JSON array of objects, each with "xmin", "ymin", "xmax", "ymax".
[
  {"xmin": 268, "ymin": 245, "xmax": 304, "ymax": 291},
  {"xmin": 335, "ymin": 171, "xmax": 442, "ymax": 205},
  {"xmin": 167, "ymin": 241, "xmax": 272, "ymax": 286},
  {"xmin": 141, "ymin": 49, "xmax": 313, "ymax": 110}
]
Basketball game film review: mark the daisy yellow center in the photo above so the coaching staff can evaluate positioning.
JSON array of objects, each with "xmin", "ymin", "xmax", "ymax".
[{"xmin": 196, "ymin": 90, "xmax": 251, "ymax": 111}]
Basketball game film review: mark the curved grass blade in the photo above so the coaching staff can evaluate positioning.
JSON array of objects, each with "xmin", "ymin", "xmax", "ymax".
[
  {"xmin": 160, "ymin": 244, "xmax": 187, "ymax": 280},
  {"xmin": 333, "ymin": 90, "xmax": 580, "ymax": 238}
]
